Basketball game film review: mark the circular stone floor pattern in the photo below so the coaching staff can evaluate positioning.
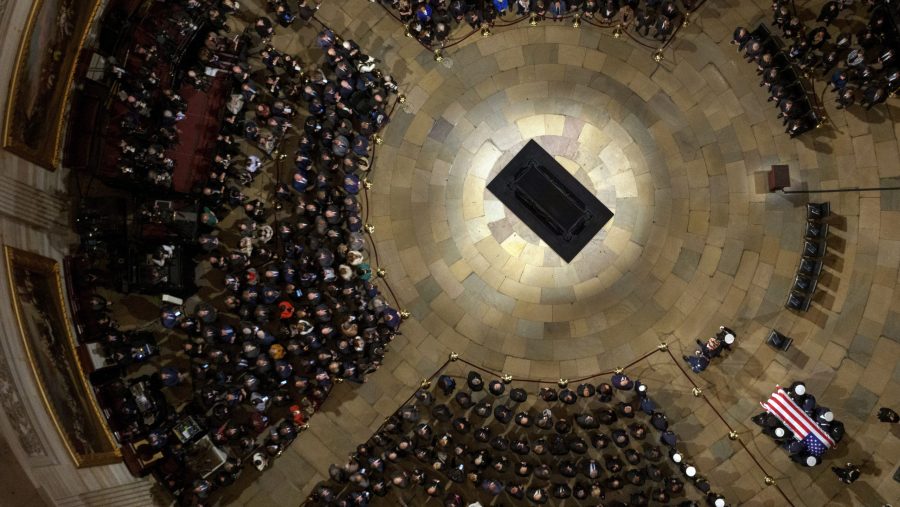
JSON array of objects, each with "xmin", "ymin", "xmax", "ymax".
[
  {"xmin": 226, "ymin": 1, "xmax": 900, "ymax": 506},
  {"xmin": 373, "ymin": 42, "xmax": 709, "ymax": 372}
]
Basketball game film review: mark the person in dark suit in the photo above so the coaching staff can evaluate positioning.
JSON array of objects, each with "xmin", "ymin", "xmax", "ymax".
[{"xmin": 832, "ymin": 462, "xmax": 860, "ymax": 484}]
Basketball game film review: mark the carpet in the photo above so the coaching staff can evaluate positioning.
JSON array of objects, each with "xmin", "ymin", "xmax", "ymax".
[{"xmin": 487, "ymin": 140, "xmax": 613, "ymax": 263}]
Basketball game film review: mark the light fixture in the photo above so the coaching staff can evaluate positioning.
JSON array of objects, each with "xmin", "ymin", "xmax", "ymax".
[
  {"xmin": 653, "ymin": 49, "xmax": 664, "ymax": 62},
  {"xmin": 529, "ymin": 13, "xmax": 538, "ymax": 26},
  {"xmin": 691, "ymin": 387, "xmax": 702, "ymax": 397},
  {"xmin": 613, "ymin": 25, "xmax": 623, "ymax": 38},
  {"xmin": 373, "ymin": 134, "xmax": 383, "ymax": 145},
  {"xmin": 375, "ymin": 267, "xmax": 386, "ymax": 277},
  {"xmin": 501, "ymin": 374, "xmax": 513, "ymax": 383},
  {"xmin": 558, "ymin": 378, "xmax": 569, "ymax": 388},
  {"xmin": 363, "ymin": 178, "xmax": 373, "ymax": 189},
  {"xmin": 764, "ymin": 476, "xmax": 776, "ymax": 486},
  {"xmin": 420, "ymin": 379, "xmax": 432, "ymax": 388},
  {"xmin": 399, "ymin": 309, "xmax": 411, "ymax": 320},
  {"xmin": 449, "ymin": 352, "xmax": 459, "ymax": 361},
  {"xmin": 481, "ymin": 25, "xmax": 492, "ymax": 37},
  {"xmin": 364, "ymin": 223, "xmax": 375, "ymax": 234},
  {"xmin": 433, "ymin": 48, "xmax": 443, "ymax": 61},
  {"xmin": 572, "ymin": 13, "xmax": 581, "ymax": 28},
  {"xmin": 728, "ymin": 430, "xmax": 739, "ymax": 440},
  {"xmin": 405, "ymin": 24, "xmax": 413, "ymax": 38},
  {"xmin": 398, "ymin": 94, "xmax": 407, "ymax": 104},
  {"xmin": 657, "ymin": 342, "xmax": 668, "ymax": 351}
]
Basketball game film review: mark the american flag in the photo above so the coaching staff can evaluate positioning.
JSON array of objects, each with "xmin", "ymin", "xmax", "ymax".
[
  {"xmin": 801, "ymin": 433, "xmax": 827, "ymax": 457},
  {"xmin": 760, "ymin": 385, "xmax": 834, "ymax": 450}
]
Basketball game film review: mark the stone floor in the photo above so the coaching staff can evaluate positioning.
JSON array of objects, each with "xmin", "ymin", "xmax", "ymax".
[{"xmin": 218, "ymin": 0, "xmax": 900, "ymax": 505}]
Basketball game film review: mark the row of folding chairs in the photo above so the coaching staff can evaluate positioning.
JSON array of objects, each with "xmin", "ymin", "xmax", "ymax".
[{"xmin": 786, "ymin": 202, "xmax": 830, "ymax": 312}]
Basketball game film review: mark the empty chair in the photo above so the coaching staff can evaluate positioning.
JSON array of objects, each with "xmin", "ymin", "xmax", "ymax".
[
  {"xmin": 805, "ymin": 221, "xmax": 829, "ymax": 241},
  {"xmin": 806, "ymin": 202, "xmax": 830, "ymax": 221},
  {"xmin": 798, "ymin": 257, "xmax": 823, "ymax": 278},
  {"xmin": 803, "ymin": 240, "xmax": 826, "ymax": 258},
  {"xmin": 766, "ymin": 329, "xmax": 793, "ymax": 351},
  {"xmin": 785, "ymin": 291, "xmax": 812, "ymax": 312},
  {"xmin": 792, "ymin": 274, "xmax": 817, "ymax": 294}
]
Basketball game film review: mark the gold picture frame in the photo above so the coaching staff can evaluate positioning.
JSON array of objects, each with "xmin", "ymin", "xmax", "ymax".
[
  {"xmin": 2, "ymin": 0, "xmax": 104, "ymax": 170},
  {"xmin": 4, "ymin": 246, "xmax": 121, "ymax": 467}
]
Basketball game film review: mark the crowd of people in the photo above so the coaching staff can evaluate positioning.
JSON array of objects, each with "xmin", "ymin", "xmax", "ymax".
[
  {"xmin": 732, "ymin": 24, "xmax": 821, "ymax": 138},
  {"xmin": 819, "ymin": 1, "xmax": 899, "ymax": 110},
  {"xmin": 734, "ymin": 0, "xmax": 897, "ymax": 135},
  {"xmin": 74, "ymin": 0, "xmax": 406, "ymax": 503},
  {"xmin": 381, "ymin": 0, "xmax": 697, "ymax": 47},
  {"xmin": 110, "ymin": 25, "xmax": 190, "ymax": 188},
  {"xmin": 309, "ymin": 369, "xmax": 727, "ymax": 506}
]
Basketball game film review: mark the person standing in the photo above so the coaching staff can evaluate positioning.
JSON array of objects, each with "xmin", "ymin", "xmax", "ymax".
[
  {"xmin": 832, "ymin": 463, "xmax": 861, "ymax": 484},
  {"xmin": 877, "ymin": 407, "xmax": 899, "ymax": 423}
]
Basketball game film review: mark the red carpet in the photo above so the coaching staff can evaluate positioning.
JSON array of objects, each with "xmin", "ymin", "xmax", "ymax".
[{"xmin": 169, "ymin": 75, "xmax": 228, "ymax": 193}]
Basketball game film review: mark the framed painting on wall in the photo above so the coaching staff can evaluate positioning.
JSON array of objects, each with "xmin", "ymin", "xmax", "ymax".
[
  {"xmin": 4, "ymin": 246, "xmax": 120, "ymax": 467},
  {"xmin": 2, "ymin": 0, "xmax": 102, "ymax": 170}
]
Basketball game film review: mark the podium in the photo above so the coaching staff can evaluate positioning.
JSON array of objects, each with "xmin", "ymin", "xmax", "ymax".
[{"xmin": 768, "ymin": 164, "xmax": 791, "ymax": 192}]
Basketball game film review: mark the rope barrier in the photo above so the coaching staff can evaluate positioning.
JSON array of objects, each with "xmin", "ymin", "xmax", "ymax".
[
  {"xmin": 663, "ymin": 348, "xmax": 797, "ymax": 507},
  {"xmin": 306, "ymin": 344, "xmax": 800, "ymax": 506}
]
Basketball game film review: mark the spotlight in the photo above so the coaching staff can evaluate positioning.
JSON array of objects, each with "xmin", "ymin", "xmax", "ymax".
[
  {"xmin": 691, "ymin": 387, "xmax": 702, "ymax": 397},
  {"xmin": 572, "ymin": 13, "xmax": 581, "ymax": 28},
  {"xmin": 449, "ymin": 352, "xmax": 459, "ymax": 361},
  {"xmin": 613, "ymin": 25, "xmax": 623, "ymax": 38},
  {"xmin": 530, "ymin": 13, "xmax": 538, "ymax": 26},
  {"xmin": 653, "ymin": 49, "xmax": 664, "ymax": 62},
  {"xmin": 364, "ymin": 223, "xmax": 376, "ymax": 234},
  {"xmin": 481, "ymin": 25, "xmax": 492, "ymax": 37},
  {"xmin": 433, "ymin": 48, "xmax": 444, "ymax": 61}
]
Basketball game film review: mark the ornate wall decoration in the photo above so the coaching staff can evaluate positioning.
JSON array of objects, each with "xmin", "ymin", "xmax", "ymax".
[
  {"xmin": 1, "ymin": 0, "xmax": 102, "ymax": 170},
  {"xmin": 4, "ymin": 246, "xmax": 120, "ymax": 467},
  {"xmin": 0, "ymin": 344, "xmax": 48, "ymax": 457}
]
